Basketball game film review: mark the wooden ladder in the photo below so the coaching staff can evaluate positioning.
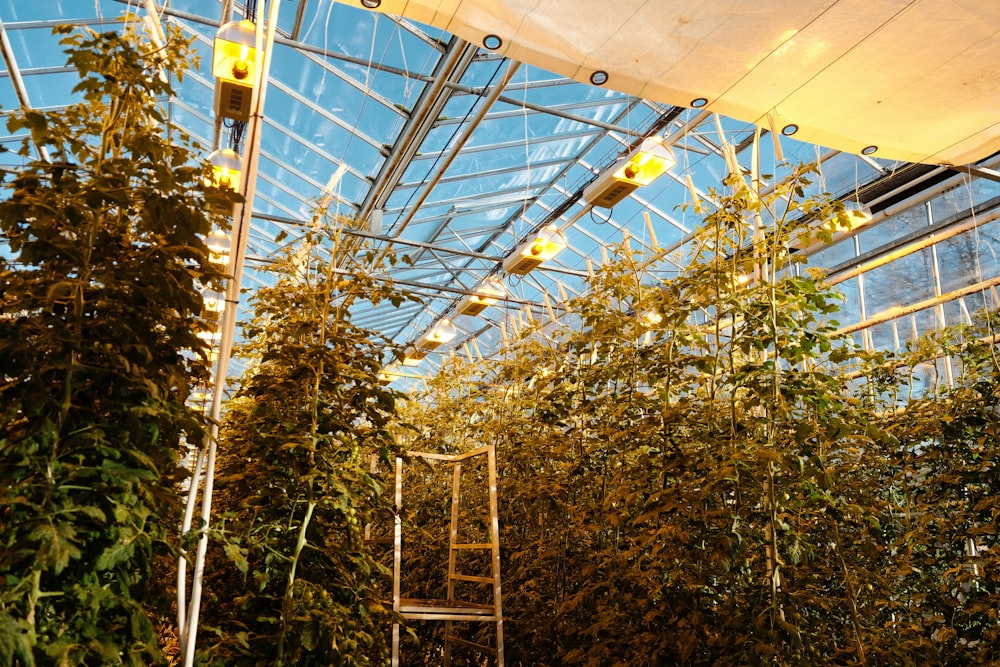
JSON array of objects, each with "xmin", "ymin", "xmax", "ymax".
[{"xmin": 392, "ymin": 445, "xmax": 504, "ymax": 666}]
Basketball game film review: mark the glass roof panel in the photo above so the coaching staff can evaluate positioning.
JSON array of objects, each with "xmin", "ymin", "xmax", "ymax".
[{"xmin": 2, "ymin": 0, "xmax": 998, "ymax": 382}]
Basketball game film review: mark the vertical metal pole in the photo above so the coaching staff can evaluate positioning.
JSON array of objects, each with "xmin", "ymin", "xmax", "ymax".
[
  {"xmin": 392, "ymin": 455, "xmax": 404, "ymax": 667},
  {"xmin": 487, "ymin": 445, "xmax": 504, "ymax": 666},
  {"xmin": 179, "ymin": 1, "xmax": 280, "ymax": 665},
  {"xmin": 926, "ymin": 201, "xmax": 954, "ymax": 386}
]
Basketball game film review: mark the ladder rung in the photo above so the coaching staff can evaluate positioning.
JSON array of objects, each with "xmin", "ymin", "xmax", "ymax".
[
  {"xmin": 446, "ymin": 634, "xmax": 498, "ymax": 655},
  {"xmin": 398, "ymin": 598, "xmax": 494, "ymax": 615},
  {"xmin": 449, "ymin": 574, "xmax": 494, "ymax": 583},
  {"xmin": 451, "ymin": 543, "xmax": 492, "ymax": 549},
  {"xmin": 401, "ymin": 612, "xmax": 497, "ymax": 621}
]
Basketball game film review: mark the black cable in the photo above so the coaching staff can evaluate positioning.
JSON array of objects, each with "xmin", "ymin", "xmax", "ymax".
[{"xmin": 386, "ymin": 56, "xmax": 509, "ymax": 236}]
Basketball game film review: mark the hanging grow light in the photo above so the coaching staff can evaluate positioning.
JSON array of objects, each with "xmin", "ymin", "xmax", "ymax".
[
  {"xmin": 206, "ymin": 148, "xmax": 242, "ymax": 190},
  {"xmin": 790, "ymin": 200, "xmax": 875, "ymax": 251},
  {"xmin": 401, "ymin": 346, "xmax": 428, "ymax": 366},
  {"xmin": 197, "ymin": 327, "xmax": 222, "ymax": 344},
  {"xmin": 637, "ymin": 307, "xmax": 663, "ymax": 328},
  {"xmin": 456, "ymin": 278, "xmax": 506, "ymax": 316},
  {"xmin": 200, "ymin": 287, "xmax": 225, "ymax": 320},
  {"xmin": 839, "ymin": 201, "xmax": 874, "ymax": 230},
  {"xmin": 378, "ymin": 362, "xmax": 402, "ymax": 385},
  {"xmin": 416, "ymin": 319, "xmax": 457, "ymax": 350},
  {"xmin": 502, "ymin": 225, "xmax": 567, "ymax": 276},
  {"xmin": 583, "ymin": 136, "xmax": 677, "ymax": 208},
  {"xmin": 213, "ymin": 20, "xmax": 257, "ymax": 121},
  {"xmin": 205, "ymin": 229, "xmax": 231, "ymax": 267},
  {"xmin": 189, "ymin": 383, "xmax": 212, "ymax": 404}
]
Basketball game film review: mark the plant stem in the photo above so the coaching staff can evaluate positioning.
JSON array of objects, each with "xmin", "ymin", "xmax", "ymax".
[
  {"xmin": 832, "ymin": 521, "xmax": 868, "ymax": 666},
  {"xmin": 276, "ymin": 498, "xmax": 316, "ymax": 666}
]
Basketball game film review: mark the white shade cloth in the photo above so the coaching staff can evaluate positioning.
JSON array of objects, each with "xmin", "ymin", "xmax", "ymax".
[{"xmin": 355, "ymin": 0, "xmax": 1000, "ymax": 165}]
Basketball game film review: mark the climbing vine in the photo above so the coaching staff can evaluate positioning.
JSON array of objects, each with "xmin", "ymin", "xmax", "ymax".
[
  {"xmin": 0, "ymin": 23, "xmax": 234, "ymax": 665},
  {"xmin": 398, "ymin": 168, "xmax": 1000, "ymax": 666},
  {"xmin": 199, "ymin": 220, "xmax": 416, "ymax": 666}
]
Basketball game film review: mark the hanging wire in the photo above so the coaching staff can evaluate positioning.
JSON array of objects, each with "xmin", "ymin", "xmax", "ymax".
[
  {"xmin": 227, "ymin": 119, "xmax": 247, "ymax": 154},
  {"xmin": 387, "ymin": 56, "xmax": 508, "ymax": 235},
  {"xmin": 329, "ymin": 2, "xmax": 389, "ymax": 221},
  {"xmin": 515, "ymin": 64, "xmax": 532, "ymax": 239},
  {"xmin": 589, "ymin": 207, "xmax": 611, "ymax": 225},
  {"xmin": 960, "ymin": 166, "xmax": 993, "ymax": 333}
]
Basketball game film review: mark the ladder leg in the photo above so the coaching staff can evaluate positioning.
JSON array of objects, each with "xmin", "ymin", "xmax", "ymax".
[
  {"xmin": 445, "ymin": 462, "xmax": 462, "ymax": 666},
  {"xmin": 488, "ymin": 444, "xmax": 504, "ymax": 666},
  {"xmin": 393, "ymin": 455, "xmax": 403, "ymax": 666}
]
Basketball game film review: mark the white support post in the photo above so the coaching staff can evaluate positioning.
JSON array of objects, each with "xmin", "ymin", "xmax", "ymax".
[{"xmin": 177, "ymin": 1, "xmax": 279, "ymax": 665}]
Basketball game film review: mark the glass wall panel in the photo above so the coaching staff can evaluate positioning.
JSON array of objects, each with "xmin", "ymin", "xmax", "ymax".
[
  {"xmin": 862, "ymin": 248, "xmax": 936, "ymax": 316},
  {"xmin": 937, "ymin": 218, "xmax": 1000, "ymax": 294},
  {"xmin": 830, "ymin": 276, "xmax": 861, "ymax": 328},
  {"xmin": 856, "ymin": 205, "xmax": 927, "ymax": 255}
]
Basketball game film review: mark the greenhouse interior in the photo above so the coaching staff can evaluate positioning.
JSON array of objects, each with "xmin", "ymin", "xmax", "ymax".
[{"xmin": 2, "ymin": 0, "xmax": 1000, "ymax": 665}]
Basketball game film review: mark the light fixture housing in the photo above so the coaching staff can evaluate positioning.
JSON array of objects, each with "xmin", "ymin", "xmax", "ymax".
[
  {"xmin": 582, "ymin": 136, "xmax": 677, "ymax": 208},
  {"xmin": 401, "ymin": 346, "xmax": 428, "ymax": 366},
  {"xmin": 456, "ymin": 278, "xmax": 506, "ymax": 316},
  {"xmin": 189, "ymin": 384, "xmax": 212, "ymax": 404},
  {"xmin": 207, "ymin": 147, "xmax": 242, "ymax": 190},
  {"xmin": 840, "ymin": 201, "xmax": 874, "ymax": 230},
  {"xmin": 377, "ymin": 362, "xmax": 401, "ymax": 385},
  {"xmin": 502, "ymin": 225, "xmax": 567, "ymax": 276},
  {"xmin": 213, "ymin": 20, "xmax": 257, "ymax": 83},
  {"xmin": 197, "ymin": 327, "xmax": 222, "ymax": 344},
  {"xmin": 213, "ymin": 20, "xmax": 257, "ymax": 121},
  {"xmin": 637, "ymin": 307, "xmax": 663, "ymax": 328},
  {"xmin": 205, "ymin": 229, "xmax": 231, "ymax": 266},
  {"xmin": 201, "ymin": 287, "xmax": 225, "ymax": 319},
  {"xmin": 790, "ymin": 201, "xmax": 875, "ymax": 251},
  {"xmin": 415, "ymin": 318, "xmax": 457, "ymax": 350}
]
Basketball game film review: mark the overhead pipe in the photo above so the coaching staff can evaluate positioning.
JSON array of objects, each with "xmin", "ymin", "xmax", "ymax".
[
  {"xmin": 0, "ymin": 18, "xmax": 50, "ymax": 162},
  {"xmin": 834, "ymin": 273, "xmax": 1000, "ymax": 336}
]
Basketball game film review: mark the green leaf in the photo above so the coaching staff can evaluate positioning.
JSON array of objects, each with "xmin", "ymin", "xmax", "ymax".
[
  {"xmin": 0, "ymin": 615, "xmax": 36, "ymax": 667},
  {"xmin": 29, "ymin": 521, "xmax": 81, "ymax": 574},
  {"xmin": 94, "ymin": 539, "xmax": 135, "ymax": 571},
  {"xmin": 223, "ymin": 541, "xmax": 249, "ymax": 575}
]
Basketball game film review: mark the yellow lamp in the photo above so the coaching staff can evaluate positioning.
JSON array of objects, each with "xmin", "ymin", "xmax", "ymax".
[
  {"xmin": 377, "ymin": 362, "xmax": 402, "ymax": 385},
  {"xmin": 189, "ymin": 384, "xmax": 212, "ymax": 403},
  {"xmin": 612, "ymin": 137, "xmax": 677, "ymax": 185},
  {"xmin": 207, "ymin": 148, "xmax": 242, "ymax": 190},
  {"xmin": 416, "ymin": 319, "xmax": 457, "ymax": 350},
  {"xmin": 213, "ymin": 20, "xmax": 257, "ymax": 121},
  {"xmin": 838, "ymin": 201, "xmax": 874, "ymax": 231},
  {"xmin": 206, "ymin": 229, "xmax": 231, "ymax": 267},
  {"xmin": 401, "ymin": 346, "xmax": 428, "ymax": 366},
  {"xmin": 456, "ymin": 278, "xmax": 506, "ymax": 316},
  {"xmin": 502, "ymin": 225, "xmax": 567, "ymax": 275},
  {"xmin": 790, "ymin": 201, "xmax": 875, "ymax": 251},
  {"xmin": 201, "ymin": 287, "xmax": 225, "ymax": 319},
  {"xmin": 583, "ymin": 136, "xmax": 677, "ymax": 208},
  {"xmin": 212, "ymin": 20, "xmax": 257, "ymax": 84},
  {"xmin": 637, "ymin": 307, "xmax": 663, "ymax": 328},
  {"xmin": 197, "ymin": 327, "xmax": 222, "ymax": 344}
]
